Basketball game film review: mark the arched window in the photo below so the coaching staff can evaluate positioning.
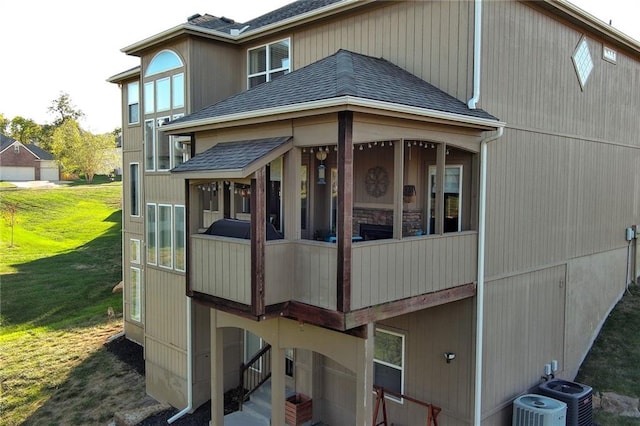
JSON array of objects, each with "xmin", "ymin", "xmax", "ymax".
[{"xmin": 145, "ymin": 50, "xmax": 184, "ymax": 77}]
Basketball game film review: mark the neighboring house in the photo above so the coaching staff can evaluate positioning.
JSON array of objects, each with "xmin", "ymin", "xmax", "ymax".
[
  {"xmin": 109, "ymin": 0, "xmax": 640, "ymax": 424},
  {"xmin": 0, "ymin": 134, "xmax": 59, "ymax": 181}
]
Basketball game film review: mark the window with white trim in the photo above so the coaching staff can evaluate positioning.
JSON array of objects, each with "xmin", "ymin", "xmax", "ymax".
[
  {"xmin": 127, "ymin": 82, "xmax": 139, "ymax": 125},
  {"xmin": 146, "ymin": 203, "xmax": 185, "ymax": 272},
  {"xmin": 572, "ymin": 37, "xmax": 593, "ymax": 90},
  {"xmin": 156, "ymin": 116, "xmax": 171, "ymax": 171},
  {"xmin": 248, "ymin": 39, "xmax": 290, "ymax": 89},
  {"xmin": 174, "ymin": 206, "xmax": 186, "ymax": 272},
  {"xmin": 144, "ymin": 82, "xmax": 154, "ymax": 115},
  {"xmin": 146, "ymin": 203, "xmax": 157, "ymax": 265},
  {"xmin": 144, "ymin": 119, "xmax": 155, "ymax": 171},
  {"xmin": 427, "ymin": 165, "xmax": 463, "ymax": 234},
  {"xmin": 158, "ymin": 204, "xmax": 173, "ymax": 269},
  {"xmin": 130, "ymin": 267, "xmax": 142, "ymax": 322},
  {"xmin": 130, "ymin": 239, "xmax": 141, "ymax": 264},
  {"xmin": 130, "ymin": 163, "xmax": 140, "ymax": 216},
  {"xmin": 374, "ymin": 328, "xmax": 405, "ymax": 402}
]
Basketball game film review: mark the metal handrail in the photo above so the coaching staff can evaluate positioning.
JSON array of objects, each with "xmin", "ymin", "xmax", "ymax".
[{"xmin": 238, "ymin": 344, "xmax": 272, "ymax": 410}]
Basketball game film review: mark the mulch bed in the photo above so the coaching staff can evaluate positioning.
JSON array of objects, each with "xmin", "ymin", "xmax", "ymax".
[{"xmin": 104, "ymin": 335, "xmax": 241, "ymax": 425}]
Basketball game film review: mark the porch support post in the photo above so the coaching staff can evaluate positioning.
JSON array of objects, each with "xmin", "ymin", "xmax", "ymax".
[
  {"xmin": 210, "ymin": 311, "xmax": 224, "ymax": 426},
  {"xmin": 284, "ymin": 148, "xmax": 301, "ymax": 240},
  {"xmin": 393, "ymin": 140, "xmax": 404, "ymax": 239},
  {"xmin": 270, "ymin": 344, "xmax": 286, "ymax": 426},
  {"xmin": 355, "ymin": 322, "xmax": 374, "ymax": 425},
  {"xmin": 337, "ymin": 110, "xmax": 354, "ymax": 313},
  {"xmin": 435, "ymin": 143, "xmax": 446, "ymax": 234},
  {"xmin": 251, "ymin": 167, "xmax": 266, "ymax": 317}
]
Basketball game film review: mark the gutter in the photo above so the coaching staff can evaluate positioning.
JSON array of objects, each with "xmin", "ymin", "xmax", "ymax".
[
  {"xmin": 168, "ymin": 297, "xmax": 193, "ymax": 424},
  {"xmin": 122, "ymin": 0, "xmax": 369, "ymax": 55},
  {"xmin": 467, "ymin": 0, "xmax": 482, "ymax": 109},
  {"xmin": 161, "ymin": 96, "xmax": 505, "ymax": 134},
  {"xmin": 474, "ymin": 126, "xmax": 504, "ymax": 426}
]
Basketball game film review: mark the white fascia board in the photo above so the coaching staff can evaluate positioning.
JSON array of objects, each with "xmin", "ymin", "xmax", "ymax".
[
  {"xmin": 548, "ymin": 0, "xmax": 640, "ymax": 52},
  {"xmin": 122, "ymin": 24, "xmax": 236, "ymax": 55},
  {"xmin": 162, "ymin": 96, "xmax": 505, "ymax": 133},
  {"xmin": 121, "ymin": 0, "xmax": 369, "ymax": 54},
  {"xmin": 107, "ymin": 67, "xmax": 141, "ymax": 84},
  {"xmin": 238, "ymin": 0, "xmax": 368, "ymax": 41}
]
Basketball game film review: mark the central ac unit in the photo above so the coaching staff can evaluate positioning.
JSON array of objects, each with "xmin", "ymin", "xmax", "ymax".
[
  {"xmin": 538, "ymin": 379, "xmax": 593, "ymax": 426},
  {"xmin": 513, "ymin": 394, "xmax": 567, "ymax": 426}
]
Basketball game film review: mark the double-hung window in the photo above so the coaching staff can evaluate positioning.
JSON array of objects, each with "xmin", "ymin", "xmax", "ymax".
[
  {"xmin": 130, "ymin": 239, "xmax": 141, "ymax": 323},
  {"xmin": 374, "ymin": 328, "xmax": 405, "ymax": 402},
  {"xmin": 248, "ymin": 39, "xmax": 290, "ymax": 89},
  {"xmin": 127, "ymin": 82, "xmax": 139, "ymax": 125}
]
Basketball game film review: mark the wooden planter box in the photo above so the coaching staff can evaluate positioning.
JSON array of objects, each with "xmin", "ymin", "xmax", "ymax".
[{"xmin": 285, "ymin": 393, "xmax": 312, "ymax": 425}]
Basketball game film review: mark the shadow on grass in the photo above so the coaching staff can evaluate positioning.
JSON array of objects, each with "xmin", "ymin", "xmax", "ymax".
[
  {"xmin": 0, "ymin": 210, "xmax": 123, "ymax": 331},
  {"xmin": 19, "ymin": 333, "xmax": 149, "ymax": 426}
]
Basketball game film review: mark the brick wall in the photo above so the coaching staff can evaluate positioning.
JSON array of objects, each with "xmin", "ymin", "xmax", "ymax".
[{"xmin": 352, "ymin": 207, "xmax": 423, "ymax": 237}]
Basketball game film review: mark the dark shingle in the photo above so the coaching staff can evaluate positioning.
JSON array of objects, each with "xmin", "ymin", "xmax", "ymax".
[
  {"xmin": 172, "ymin": 49, "xmax": 498, "ymax": 127},
  {"xmin": 188, "ymin": 0, "xmax": 344, "ymax": 34},
  {"xmin": 0, "ymin": 134, "xmax": 15, "ymax": 151},
  {"xmin": 172, "ymin": 136, "xmax": 291, "ymax": 173},
  {"xmin": 25, "ymin": 144, "xmax": 54, "ymax": 160}
]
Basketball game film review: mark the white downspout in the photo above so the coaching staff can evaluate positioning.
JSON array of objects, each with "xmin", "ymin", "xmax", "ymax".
[
  {"xmin": 168, "ymin": 297, "xmax": 193, "ymax": 424},
  {"xmin": 468, "ymin": 0, "xmax": 483, "ymax": 109},
  {"xmin": 474, "ymin": 127, "xmax": 503, "ymax": 426}
]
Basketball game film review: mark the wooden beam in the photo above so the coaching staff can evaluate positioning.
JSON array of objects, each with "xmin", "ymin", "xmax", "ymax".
[
  {"xmin": 435, "ymin": 143, "xmax": 446, "ymax": 234},
  {"xmin": 344, "ymin": 283, "xmax": 477, "ymax": 329},
  {"xmin": 393, "ymin": 139, "xmax": 404, "ymax": 239},
  {"xmin": 285, "ymin": 301, "xmax": 346, "ymax": 331},
  {"xmin": 251, "ymin": 167, "xmax": 266, "ymax": 317},
  {"xmin": 337, "ymin": 111, "xmax": 353, "ymax": 312}
]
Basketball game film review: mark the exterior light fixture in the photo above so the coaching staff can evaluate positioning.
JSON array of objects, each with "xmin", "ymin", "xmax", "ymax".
[
  {"xmin": 316, "ymin": 150, "xmax": 327, "ymax": 184},
  {"xmin": 444, "ymin": 352, "xmax": 456, "ymax": 363}
]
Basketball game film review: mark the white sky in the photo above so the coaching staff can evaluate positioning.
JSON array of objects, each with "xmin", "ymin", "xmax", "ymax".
[{"xmin": 1, "ymin": 0, "xmax": 638, "ymax": 135}]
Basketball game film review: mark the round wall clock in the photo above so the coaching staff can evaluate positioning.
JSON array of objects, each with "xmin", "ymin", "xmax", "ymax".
[{"xmin": 365, "ymin": 166, "xmax": 389, "ymax": 197}]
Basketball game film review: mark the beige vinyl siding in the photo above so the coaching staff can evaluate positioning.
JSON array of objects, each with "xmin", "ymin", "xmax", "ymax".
[
  {"xmin": 144, "ymin": 267, "xmax": 188, "ymax": 407},
  {"xmin": 485, "ymin": 128, "xmax": 639, "ymax": 278},
  {"xmin": 482, "ymin": 265, "xmax": 566, "ymax": 417},
  {"xmin": 190, "ymin": 235, "xmax": 251, "ymax": 305},
  {"xmin": 293, "ymin": 0, "xmax": 473, "ymax": 103},
  {"xmin": 351, "ymin": 233, "xmax": 477, "ymax": 310},
  {"xmin": 483, "ymin": 1, "xmax": 640, "ymax": 146},
  {"xmin": 293, "ymin": 242, "xmax": 337, "ymax": 310},
  {"xmin": 188, "ymin": 39, "xmax": 242, "ymax": 113}
]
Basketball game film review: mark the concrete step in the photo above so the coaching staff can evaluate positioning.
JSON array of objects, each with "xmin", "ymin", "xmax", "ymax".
[
  {"xmin": 242, "ymin": 400, "xmax": 272, "ymax": 423},
  {"xmin": 224, "ymin": 410, "xmax": 269, "ymax": 426}
]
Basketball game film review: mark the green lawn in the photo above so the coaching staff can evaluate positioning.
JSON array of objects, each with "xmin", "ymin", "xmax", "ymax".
[
  {"xmin": 576, "ymin": 289, "xmax": 640, "ymax": 425},
  {"xmin": 0, "ymin": 183, "xmax": 126, "ymax": 425}
]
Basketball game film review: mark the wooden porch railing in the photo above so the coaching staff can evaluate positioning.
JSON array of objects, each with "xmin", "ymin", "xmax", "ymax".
[
  {"xmin": 373, "ymin": 385, "xmax": 441, "ymax": 426},
  {"xmin": 238, "ymin": 344, "xmax": 272, "ymax": 410}
]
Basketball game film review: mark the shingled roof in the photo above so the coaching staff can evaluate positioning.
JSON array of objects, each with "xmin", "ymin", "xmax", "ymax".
[
  {"xmin": 172, "ymin": 136, "xmax": 292, "ymax": 175},
  {"xmin": 0, "ymin": 134, "xmax": 54, "ymax": 160},
  {"xmin": 169, "ymin": 49, "xmax": 498, "ymax": 129},
  {"xmin": 188, "ymin": 0, "xmax": 344, "ymax": 34}
]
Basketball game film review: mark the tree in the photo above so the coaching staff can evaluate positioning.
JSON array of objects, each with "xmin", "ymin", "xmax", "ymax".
[
  {"xmin": 9, "ymin": 116, "xmax": 41, "ymax": 144},
  {"xmin": 48, "ymin": 92, "xmax": 84, "ymax": 127},
  {"xmin": 0, "ymin": 113, "xmax": 9, "ymax": 135},
  {"xmin": 1, "ymin": 201, "xmax": 19, "ymax": 248},
  {"xmin": 51, "ymin": 119, "xmax": 118, "ymax": 183}
]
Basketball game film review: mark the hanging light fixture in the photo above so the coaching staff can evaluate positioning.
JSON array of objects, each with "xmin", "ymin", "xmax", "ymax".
[{"xmin": 316, "ymin": 150, "xmax": 327, "ymax": 184}]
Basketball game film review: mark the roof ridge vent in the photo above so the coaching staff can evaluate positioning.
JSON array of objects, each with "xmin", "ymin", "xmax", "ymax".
[{"xmin": 187, "ymin": 13, "xmax": 201, "ymax": 21}]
